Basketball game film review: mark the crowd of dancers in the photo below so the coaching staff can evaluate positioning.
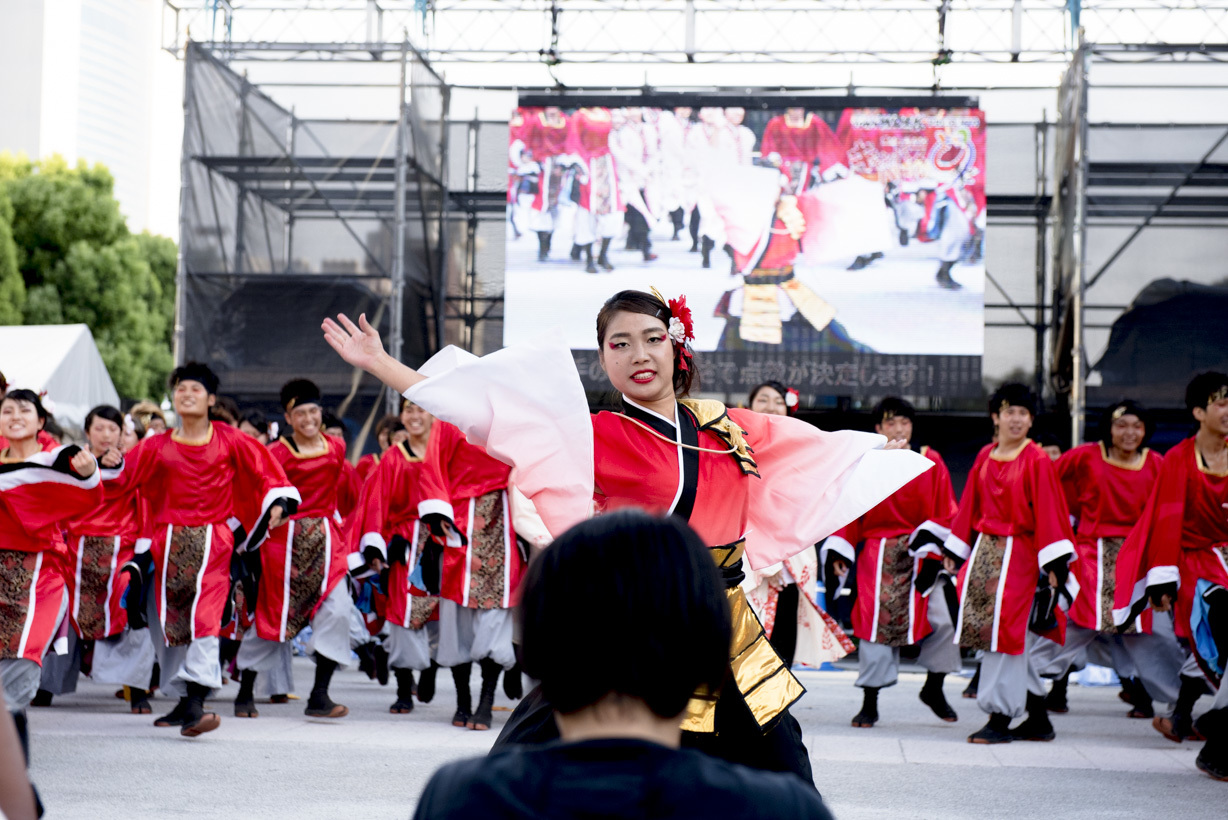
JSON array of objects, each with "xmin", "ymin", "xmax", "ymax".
[
  {"xmin": 508, "ymin": 105, "xmax": 984, "ymax": 291},
  {"xmin": 2, "ymin": 286, "xmax": 1227, "ymax": 817}
]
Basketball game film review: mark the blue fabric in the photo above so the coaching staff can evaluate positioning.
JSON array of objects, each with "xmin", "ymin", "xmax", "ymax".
[{"xmin": 1191, "ymin": 579, "xmax": 1222, "ymax": 677}]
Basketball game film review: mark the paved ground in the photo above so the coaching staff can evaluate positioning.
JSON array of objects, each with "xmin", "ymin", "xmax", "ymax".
[{"xmin": 24, "ymin": 659, "xmax": 1227, "ymax": 819}]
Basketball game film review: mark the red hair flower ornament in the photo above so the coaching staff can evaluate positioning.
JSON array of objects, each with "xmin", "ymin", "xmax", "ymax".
[{"xmin": 657, "ymin": 291, "xmax": 696, "ymax": 372}]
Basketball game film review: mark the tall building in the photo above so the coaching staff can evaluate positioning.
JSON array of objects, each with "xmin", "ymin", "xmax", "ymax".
[{"xmin": 0, "ymin": 0, "xmax": 182, "ymax": 237}]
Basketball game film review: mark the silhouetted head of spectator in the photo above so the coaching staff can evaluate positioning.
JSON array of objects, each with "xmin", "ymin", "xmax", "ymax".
[{"xmin": 519, "ymin": 509, "xmax": 731, "ymax": 723}]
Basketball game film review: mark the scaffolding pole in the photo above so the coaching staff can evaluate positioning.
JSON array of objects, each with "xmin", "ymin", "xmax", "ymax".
[
  {"xmin": 387, "ymin": 36, "xmax": 409, "ymax": 415},
  {"xmin": 172, "ymin": 40, "xmax": 197, "ymax": 368},
  {"xmin": 1070, "ymin": 37, "xmax": 1090, "ymax": 446}
]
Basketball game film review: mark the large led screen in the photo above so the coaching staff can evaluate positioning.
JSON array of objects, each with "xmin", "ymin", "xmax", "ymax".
[{"xmin": 505, "ymin": 99, "xmax": 985, "ymax": 398}]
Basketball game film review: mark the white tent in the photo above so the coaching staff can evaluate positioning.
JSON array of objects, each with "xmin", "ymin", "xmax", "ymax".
[{"xmin": 0, "ymin": 324, "xmax": 121, "ymax": 427}]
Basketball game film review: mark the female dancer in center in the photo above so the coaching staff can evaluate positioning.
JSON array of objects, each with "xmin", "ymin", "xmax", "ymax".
[{"xmin": 322, "ymin": 289, "xmax": 931, "ymax": 783}]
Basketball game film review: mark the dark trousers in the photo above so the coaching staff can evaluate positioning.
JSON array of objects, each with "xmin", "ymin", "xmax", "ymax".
[
  {"xmin": 769, "ymin": 583, "xmax": 800, "ymax": 671},
  {"xmin": 625, "ymin": 200, "xmax": 651, "ymax": 250}
]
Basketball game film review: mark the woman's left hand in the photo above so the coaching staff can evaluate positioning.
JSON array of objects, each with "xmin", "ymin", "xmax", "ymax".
[{"xmin": 70, "ymin": 449, "xmax": 97, "ymax": 478}]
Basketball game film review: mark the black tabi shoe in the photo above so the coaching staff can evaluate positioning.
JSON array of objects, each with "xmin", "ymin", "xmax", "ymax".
[
  {"xmin": 391, "ymin": 668, "xmax": 415, "ymax": 714},
  {"xmin": 1009, "ymin": 693, "xmax": 1055, "ymax": 742},
  {"xmin": 416, "ymin": 662, "xmax": 438, "ymax": 704},
  {"xmin": 936, "ymin": 261, "xmax": 963, "ymax": 290},
  {"xmin": 851, "ymin": 687, "xmax": 879, "ymax": 728},
  {"xmin": 180, "ymin": 684, "xmax": 221, "ymax": 737},
  {"xmin": 1153, "ymin": 713, "xmax": 1205, "ymax": 743},
  {"xmin": 128, "ymin": 687, "xmax": 152, "ymax": 715},
  {"xmin": 968, "ymin": 713, "xmax": 1013, "ymax": 744},
  {"xmin": 962, "ymin": 667, "xmax": 980, "ymax": 699},
  {"xmin": 1045, "ymin": 671, "xmax": 1070, "ymax": 714},
  {"xmin": 1155, "ymin": 675, "xmax": 1210, "ymax": 742},
  {"xmin": 304, "ymin": 658, "xmax": 348, "ymax": 718},
  {"xmin": 1123, "ymin": 678, "xmax": 1154, "ymax": 718},
  {"xmin": 154, "ymin": 697, "xmax": 190, "ymax": 727},
  {"xmin": 919, "ymin": 674, "xmax": 958, "ymax": 722},
  {"xmin": 503, "ymin": 664, "xmax": 524, "ymax": 700},
  {"xmin": 469, "ymin": 659, "xmax": 501, "ymax": 731},
  {"xmin": 1196, "ymin": 742, "xmax": 1228, "ymax": 782},
  {"xmin": 569, "ymin": 243, "xmax": 583, "ymax": 261},
  {"xmin": 374, "ymin": 645, "xmax": 391, "ymax": 686},
  {"xmin": 452, "ymin": 663, "xmax": 473, "ymax": 727},
  {"xmin": 234, "ymin": 669, "xmax": 259, "ymax": 718},
  {"xmin": 355, "ymin": 642, "xmax": 377, "ymax": 680},
  {"xmin": 847, "ymin": 252, "xmax": 884, "ymax": 271},
  {"xmin": 29, "ymin": 689, "xmax": 53, "ymax": 708},
  {"xmin": 1195, "ymin": 707, "xmax": 1228, "ymax": 741},
  {"xmin": 305, "ymin": 692, "xmax": 349, "ymax": 718}
]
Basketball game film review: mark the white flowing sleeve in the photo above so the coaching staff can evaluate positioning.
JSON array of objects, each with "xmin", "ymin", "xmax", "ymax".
[
  {"xmin": 404, "ymin": 335, "xmax": 595, "ymax": 539},
  {"xmin": 732, "ymin": 409, "xmax": 934, "ymax": 571}
]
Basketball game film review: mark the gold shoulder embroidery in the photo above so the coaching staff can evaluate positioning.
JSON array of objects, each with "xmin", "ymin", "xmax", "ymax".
[{"xmin": 679, "ymin": 398, "xmax": 759, "ymax": 477}]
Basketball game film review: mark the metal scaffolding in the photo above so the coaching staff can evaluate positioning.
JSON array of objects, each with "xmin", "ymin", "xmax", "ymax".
[
  {"xmin": 1049, "ymin": 42, "xmax": 1228, "ymax": 441},
  {"xmin": 174, "ymin": 39, "xmax": 449, "ymax": 428},
  {"xmin": 164, "ymin": 1, "xmax": 1228, "ymax": 65}
]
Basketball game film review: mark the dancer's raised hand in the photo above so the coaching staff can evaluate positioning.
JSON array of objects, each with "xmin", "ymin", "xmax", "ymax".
[
  {"xmin": 322, "ymin": 312, "xmax": 426, "ymax": 393},
  {"xmin": 322, "ymin": 313, "xmax": 386, "ymax": 371}
]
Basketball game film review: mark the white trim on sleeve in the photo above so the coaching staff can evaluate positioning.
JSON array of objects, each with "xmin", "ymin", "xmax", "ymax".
[{"xmin": 418, "ymin": 498, "xmax": 454, "ymax": 521}]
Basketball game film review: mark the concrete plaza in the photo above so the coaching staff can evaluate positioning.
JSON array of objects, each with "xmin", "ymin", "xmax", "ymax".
[{"xmin": 25, "ymin": 658, "xmax": 1226, "ymax": 819}]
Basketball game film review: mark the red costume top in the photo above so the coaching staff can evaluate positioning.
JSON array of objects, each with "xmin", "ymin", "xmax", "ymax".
[
  {"xmin": 125, "ymin": 422, "xmax": 300, "ymax": 643},
  {"xmin": 567, "ymin": 107, "xmax": 622, "ymax": 214},
  {"xmin": 245, "ymin": 435, "xmax": 353, "ymax": 642},
  {"xmin": 129, "ymin": 423, "xmax": 297, "ymax": 533},
  {"xmin": 1057, "ymin": 442, "xmax": 1162, "ymax": 632},
  {"xmin": 357, "ymin": 439, "xmax": 433, "ymax": 628},
  {"xmin": 825, "ymin": 446, "xmax": 958, "ymax": 644},
  {"xmin": 1059, "ymin": 443, "xmax": 1163, "ymax": 539},
  {"xmin": 946, "ymin": 440, "xmax": 1076, "ymax": 655},
  {"xmin": 62, "ymin": 456, "xmax": 147, "ymax": 639},
  {"xmin": 760, "ymin": 112, "xmax": 848, "ymax": 186},
  {"xmin": 1, "ymin": 446, "xmax": 103, "ymax": 553},
  {"xmin": 522, "ymin": 109, "xmax": 571, "ymax": 160},
  {"xmin": 418, "ymin": 420, "xmax": 520, "ymax": 610},
  {"xmin": 356, "ymin": 452, "xmax": 381, "ymax": 485},
  {"xmin": 63, "ymin": 459, "xmax": 143, "ymax": 542},
  {"xmin": 1113, "ymin": 437, "xmax": 1228, "ymax": 640},
  {"xmin": 1, "ymin": 445, "xmax": 102, "ymax": 662}
]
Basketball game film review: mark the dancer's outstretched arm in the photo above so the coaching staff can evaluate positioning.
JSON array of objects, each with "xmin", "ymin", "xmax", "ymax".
[{"xmin": 322, "ymin": 313, "xmax": 425, "ymax": 393}]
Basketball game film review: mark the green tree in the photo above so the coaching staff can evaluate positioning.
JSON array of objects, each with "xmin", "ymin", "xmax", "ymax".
[
  {"xmin": 0, "ymin": 152, "xmax": 177, "ymax": 398},
  {"xmin": 0, "ymin": 185, "xmax": 23, "ymax": 324}
]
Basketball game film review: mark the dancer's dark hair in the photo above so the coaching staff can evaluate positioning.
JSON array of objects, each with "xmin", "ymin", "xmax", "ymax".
[
  {"xmin": 84, "ymin": 405, "xmax": 124, "ymax": 433},
  {"xmin": 871, "ymin": 396, "xmax": 916, "ymax": 425},
  {"xmin": 988, "ymin": 382, "xmax": 1037, "ymax": 417},
  {"xmin": 519, "ymin": 510, "xmax": 730, "ymax": 719},
  {"xmin": 169, "ymin": 361, "xmax": 220, "ymax": 395},
  {"xmin": 1185, "ymin": 371, "xmax": 1228, "ymax": 413}
]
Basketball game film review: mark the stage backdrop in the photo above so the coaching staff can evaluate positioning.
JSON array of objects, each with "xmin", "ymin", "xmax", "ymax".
[{"xmin": 504, "ymin": 97, "xmax": 985, "ymax": 400}]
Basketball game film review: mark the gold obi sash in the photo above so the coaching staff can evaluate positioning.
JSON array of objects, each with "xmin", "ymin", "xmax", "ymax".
[
  {"xmin": 740, "ymin": 268, "xmax": 837, "ymax": 345},
  {"xmin": 681, "ymin": 539, "xmax": 807, "ymax": 734}
]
